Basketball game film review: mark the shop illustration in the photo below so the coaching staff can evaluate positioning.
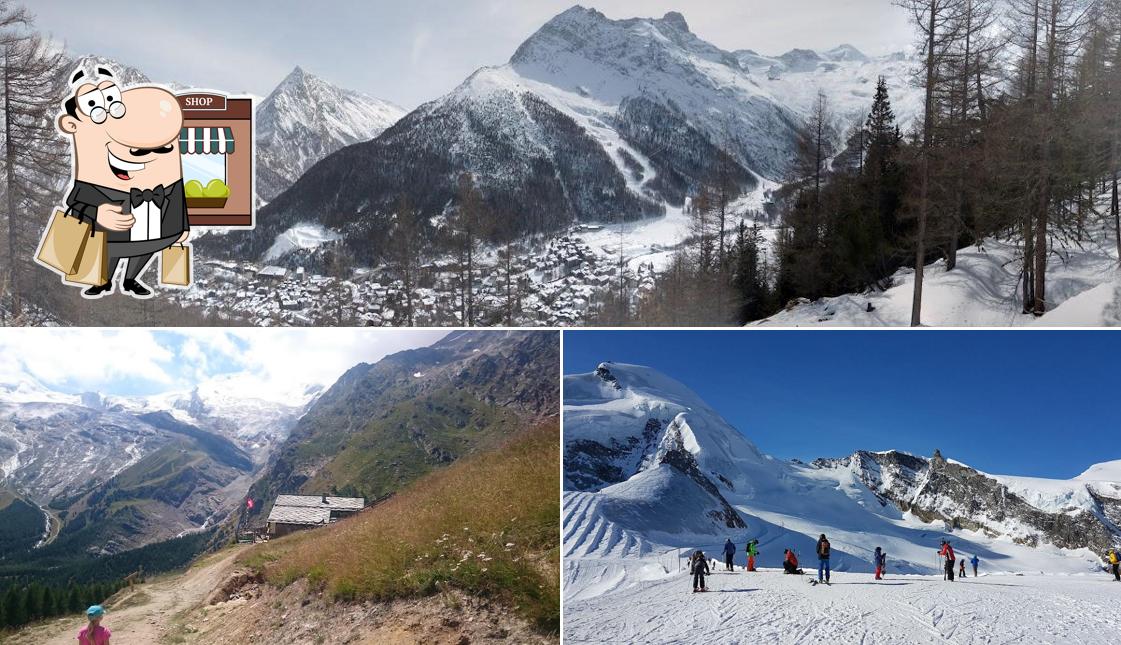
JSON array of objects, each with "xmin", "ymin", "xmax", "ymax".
[{"xmin": 177, "ymin": 92, "xmax": 255, "ymax": 227}]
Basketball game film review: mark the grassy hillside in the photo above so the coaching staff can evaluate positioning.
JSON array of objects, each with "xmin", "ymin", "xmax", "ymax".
[
  {"xmin": 244, "ymin": 330, "xmax": 559, "ymax": 524},
  {"xmin": 241, "ymin": 420, "xmax": 560, "ymax": 633},
  {"xmin": 299, "ymin": 385, "xmax": 531, "ymax": 499}
]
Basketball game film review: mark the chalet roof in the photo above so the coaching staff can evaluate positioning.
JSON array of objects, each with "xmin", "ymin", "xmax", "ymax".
[
  {"xmin": 266, "ymin": 506, "xmax": 332, "ymax": 526},
  {"xmin": 274, "ymin": 495, "xmax": 365, "ymax": 511}
]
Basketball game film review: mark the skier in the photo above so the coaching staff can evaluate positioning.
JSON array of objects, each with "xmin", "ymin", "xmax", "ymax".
[
  {"xmin": 783, "ymin": 548, "xmax": 803, "ymax": 574},
  {"xmin": 723, "ymin": 538, "xmax": 736, "ymax": 571},
  {"xmin": 939, "ymin": 539, "xmax": 956, "ymax": 581},
  {"xmin": 690, "ymin": 550, "xmax": 709, "ymax": 592},
  {"xmin": 746, "ymin": 539, "xmax": 759, "ymax": 572},
  {"xmin": 816, "ymin": 534, "xmax": 831, "ymax": 584},
  {"xmin": 970, "ymin": 554, "xmax": 979, "ymax": 577},
  {"xmin": 1108, "ymin": 549, "xmax": 1119, "ymax": 581},
  {"xmin": 873, "ymin": 546, "xmax": 886, "ymax": 580},
  {"xmin": 958, "ymin": 558, "xmax": 966, "ymax": 578}
]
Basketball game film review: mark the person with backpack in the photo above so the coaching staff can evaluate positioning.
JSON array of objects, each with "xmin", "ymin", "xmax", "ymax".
[
  {"xmin": 958, "ymin": 558, "xmax": 966, "ymax": 578},
  {"xmin": 690, "ymin": 550, "xmax": 710, "ymax": 592},
  {"xmin": 746, "ymin": 539, "xmax": 759, "ymax": 572},
  {"xmin": 1108, "ymin": 549, "xmax": 1119, "ymax": 581},
  {"xmin": 939, "ymin": 539, "xmax": 956, "ymax": 581},
  {"xmin": 78, "ymin": 605, "xmax": 111, "ymax": 645},
  {"xmin": 783, "ymin": 548, "xmax": 803, "ymax": 574},
  {"xmin": 970, "ymin": 554, "xmax": 979, "ymax": 577},
  {"xmin": 873, "ymin": 546, "xmax": 886, "ymax": 580},
  {"xmin": 723, "ymin": 538, "xmax": 736, "ymax": 571},
  {"xmin": 816, "ymin": 534, "xmax": 831, "ymax": 584}
]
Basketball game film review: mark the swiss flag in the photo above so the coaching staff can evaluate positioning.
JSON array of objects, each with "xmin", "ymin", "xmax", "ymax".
[{"xmin": 246, "ymin": 498, "xmax": 254, "ymax": 510}]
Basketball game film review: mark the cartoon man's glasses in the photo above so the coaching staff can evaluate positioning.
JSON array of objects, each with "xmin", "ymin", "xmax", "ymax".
[{"xmin": 77, "ymin": 85, "xmax": 126, "ymax": 124}]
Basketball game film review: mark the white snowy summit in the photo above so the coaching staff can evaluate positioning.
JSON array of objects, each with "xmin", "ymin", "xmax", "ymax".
[
  {"xmin": 563, "ymin": 362, "xmax": 1121, "ymax": 610},
  {"xmin": 255, "ymin": 66, "xmax": 405, "ymax": 202}
]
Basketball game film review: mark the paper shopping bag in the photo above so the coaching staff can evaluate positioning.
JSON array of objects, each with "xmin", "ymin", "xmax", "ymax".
[
  {"xmin": 64, "ymin": 229, "xmax": 108, "ymax": 286},
  {"xmin": 35, "ymin": 209, "xmax": 92, "ymax": 275},
  {"xmin": 159, "ymin": 244, "xmax": 191, "ymax": 287}
]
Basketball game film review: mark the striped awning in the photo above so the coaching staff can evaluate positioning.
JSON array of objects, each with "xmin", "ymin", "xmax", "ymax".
[{"xmin": 179, "ymin": 127, "xmax": 235, "ymax": 154}]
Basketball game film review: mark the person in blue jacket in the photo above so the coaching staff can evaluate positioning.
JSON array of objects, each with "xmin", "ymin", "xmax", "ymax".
[
  {"xmin": 873, "ymin": 546, "xmax": 886, "ymax": 580},
  {"xmin": 970, "ymin": 554, "xmax": 980, "ymax": 577},
  {"xmin": 723, "ymin": 538, "xmax": 736, "ymax": 571}
]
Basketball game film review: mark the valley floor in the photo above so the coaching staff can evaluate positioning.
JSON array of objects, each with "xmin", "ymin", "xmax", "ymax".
[{"xmin": 564, "ymin": 567, "xmax": 1121, "ymax": 644}]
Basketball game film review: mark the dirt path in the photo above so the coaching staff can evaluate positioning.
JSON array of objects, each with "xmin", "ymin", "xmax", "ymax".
[{"xmin": 9, "ymin": 546, "xmax": 246, "ymax": 645}]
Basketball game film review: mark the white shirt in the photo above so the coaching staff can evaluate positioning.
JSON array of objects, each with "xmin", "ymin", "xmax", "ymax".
[{"xmin": 129, "ymin": 200, "xmax": 163, "ymax": 242}]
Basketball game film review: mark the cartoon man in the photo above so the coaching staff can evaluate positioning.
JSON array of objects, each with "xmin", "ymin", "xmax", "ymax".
[{"xmin": 55, "ymin": 66, "xmax": 188, "ymax": 299}]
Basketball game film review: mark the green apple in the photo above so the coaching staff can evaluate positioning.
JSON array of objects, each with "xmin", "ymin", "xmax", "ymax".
[
  {"xmin": 185, "ymin": 180, "xmax": 205, "ymax": 197},
  {"xmin": 203, "ymin": 179, "xmax": 230, "ymax": 198}
]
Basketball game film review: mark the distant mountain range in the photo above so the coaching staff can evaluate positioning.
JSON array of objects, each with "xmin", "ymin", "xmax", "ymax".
[{"xmin": 0, "ymin": 374, "xmax": 312, "ymax": 557}]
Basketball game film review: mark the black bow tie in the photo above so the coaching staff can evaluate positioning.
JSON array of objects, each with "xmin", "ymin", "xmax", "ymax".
[{"xmin": 130, "ymin": 185, "xmax": 166, "ymax": 209}]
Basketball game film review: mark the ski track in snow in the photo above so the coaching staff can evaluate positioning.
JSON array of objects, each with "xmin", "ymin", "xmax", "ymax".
[{"xmin": 564, "ymin": 568, "xmax": 1121, "ymax": 644}]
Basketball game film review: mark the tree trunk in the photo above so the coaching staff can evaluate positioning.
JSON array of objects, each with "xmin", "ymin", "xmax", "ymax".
[
  {"xmin": 911, "ymin": 1, "xmax": 938, "ymax": 327},
  {"xmin": 3, "ymin": 47, "xmax": 19, "ymax": 315}
]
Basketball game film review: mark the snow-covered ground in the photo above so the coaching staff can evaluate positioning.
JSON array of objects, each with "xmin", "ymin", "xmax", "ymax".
[
  {"xmin": 263, "ymin": 222, "xmax": 343, "ymax": 262},
  {"xmin": 759, "ymin": 223, "xmax": 1121, "ymax": 326},
  {"xmin": 564, "ymin": 566, "xmax": 1121, "ymax": 644}
]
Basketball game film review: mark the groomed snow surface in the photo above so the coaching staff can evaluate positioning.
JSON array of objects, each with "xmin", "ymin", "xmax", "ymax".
[{"xmin": 564, "ymin": 566, "xmax": 1121, "ymax": 644}]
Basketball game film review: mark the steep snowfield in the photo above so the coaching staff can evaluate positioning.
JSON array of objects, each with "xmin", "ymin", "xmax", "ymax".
[
  {"xmin": 758, "ymin": 220, "xmax": 1120, "ymax": 326},
  {"xmin": 562, "ymin": 361, "xmax": 1120, "ymax": 631},
  {"xmin": 263, "ymin": 223, "xmax": 343, "ymax": 262},
  {"xmin": 564, "ymin": 568, "xmax": 1121, "ymax": 645}
]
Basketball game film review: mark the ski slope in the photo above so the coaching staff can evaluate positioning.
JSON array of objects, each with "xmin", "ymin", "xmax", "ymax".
[
  {"xmin": 563, "ymin": 567, "xmax": 1121, "ymax": 645},
  {"xmin": 563, "ymin": 362, "xmax": 1121, "ymax": 642}
]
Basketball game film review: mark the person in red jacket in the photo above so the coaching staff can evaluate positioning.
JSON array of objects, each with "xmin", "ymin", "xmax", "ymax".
[
  {"xmin": 782, "ymin": 548, "xmax": 802, "ymax": 574},
  {"xmin": 939, "ymin": 539, "xmax": 956, "ymax": 581}
]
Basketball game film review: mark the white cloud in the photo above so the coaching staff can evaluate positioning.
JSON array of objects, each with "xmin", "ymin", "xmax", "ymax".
[{"xmin": 0, "ymin": 328, "xmax": 449, "ymax": 401}]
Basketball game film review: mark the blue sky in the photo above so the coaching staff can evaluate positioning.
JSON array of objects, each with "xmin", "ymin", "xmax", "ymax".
[
  {"xmin": 564, "ymin": 330, "xmax": 1121, "ymax": 479},
  {"xmin": 0, "ymin": 328, "xmax": 448, "ymax": 400},
  {"xmin": 33, "ymin": 1, "xmax": 912, "ymax": 108}
]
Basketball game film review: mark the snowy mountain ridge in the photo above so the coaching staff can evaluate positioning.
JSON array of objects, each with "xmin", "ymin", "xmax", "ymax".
[{"xmin": 563, "ymin": 362, "xmax": 1121, "ymax": 604}]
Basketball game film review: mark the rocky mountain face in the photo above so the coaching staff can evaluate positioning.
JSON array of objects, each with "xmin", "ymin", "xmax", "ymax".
[
  {"xmin": 244, "ymin": 331, "xmax": 559, "ymax": 524},
  {"xmin": 811, "ymin": 450, "xmax": 1121, "ymax": 557},
  {"xmin": 255, "ymin": 66, "xmax": 406, "ymax": 202}
]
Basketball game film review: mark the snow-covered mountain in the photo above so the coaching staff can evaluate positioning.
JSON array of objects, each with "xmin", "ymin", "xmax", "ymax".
[
  {"xmin": 0, "ymin": 374, "xmax": 309, "ymax": 490},
  {"xmin": 563, "ymin": 362, "xmax": 1121, "ymax": 602},
  {"xmin": 0, "ymin": 375, "xmax": 313, "ymax": 553},
  {"xmin": 209, "ymin": 6, "xmax": 920, "ymax": 266},
  {"xmin": 255, "ymin": 66, "xmax": 406, "ymax": 202}
]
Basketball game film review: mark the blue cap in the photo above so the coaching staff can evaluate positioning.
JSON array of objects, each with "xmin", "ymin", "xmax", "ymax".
[{"xmin": 86, "ymin": 605, "xmax": 104, "ymax": 618}]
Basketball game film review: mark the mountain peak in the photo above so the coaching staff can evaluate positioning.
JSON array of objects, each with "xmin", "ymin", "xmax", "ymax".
[{"xmin": 661, "ymin": 11, "xmax": 690, "ymax": 32}]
